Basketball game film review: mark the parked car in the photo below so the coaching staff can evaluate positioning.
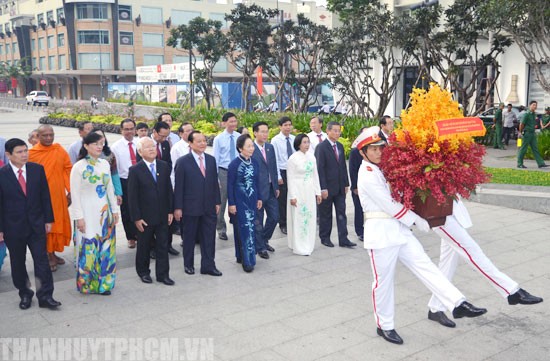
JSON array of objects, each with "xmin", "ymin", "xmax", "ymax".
[{"xmin": 25, "ymin": 91, "xmax": 50, "ymax": 106}]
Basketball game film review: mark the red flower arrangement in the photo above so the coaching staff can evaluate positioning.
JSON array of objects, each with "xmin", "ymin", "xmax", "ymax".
[
  {"xmin": 381, "ymin": 132, "xmax": 490, "ymax": 209},
  {"xmin": 379, "ymin": 84, "xmax": 491, "ymax": 212}
]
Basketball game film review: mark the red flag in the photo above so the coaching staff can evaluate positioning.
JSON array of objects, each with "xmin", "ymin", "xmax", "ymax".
[
  {"xmin": 257, "ymin": 67, "xmax": 263, "ymax": 96},
  {"xmin": 11, "ymin": 77, "xmax": 17, "ymax": 89}
]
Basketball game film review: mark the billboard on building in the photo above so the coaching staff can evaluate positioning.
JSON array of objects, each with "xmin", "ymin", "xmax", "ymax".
[{"xmin": 136, "ymin": 62, "xmax": 205, "ymax": 83}]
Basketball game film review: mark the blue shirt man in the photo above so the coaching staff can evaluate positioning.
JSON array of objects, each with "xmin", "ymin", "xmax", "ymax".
[{"xmin": 212, "ymin": 112, "xmax": 240, "ymax": 240}]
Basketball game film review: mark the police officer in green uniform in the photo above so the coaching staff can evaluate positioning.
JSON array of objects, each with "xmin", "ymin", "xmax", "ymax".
[
  {"xmin": 493, "ymin": 103, "xmax": 505, "ymax": 149},
  {"xmin": 541, "ymin": 107, "xmax": 550, "ymax": 132},
  {"xmin": 517, "ymin": 100, "xmax": 548, "ymax": 168}
]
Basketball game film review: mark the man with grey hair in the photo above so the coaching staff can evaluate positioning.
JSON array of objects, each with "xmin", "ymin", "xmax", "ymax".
[
  {"xmin": 28, "ymin": 130, "xmax": 39, "ymax": 147},
  {"xmin": 128, "ymin": 137, "xmax": 174, "ymax": 285}
]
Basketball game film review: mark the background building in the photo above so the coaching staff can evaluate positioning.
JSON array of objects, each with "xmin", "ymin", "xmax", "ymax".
[{"xmin": 0, "ymin": 0, "xmax": 334, "ymax": 100}]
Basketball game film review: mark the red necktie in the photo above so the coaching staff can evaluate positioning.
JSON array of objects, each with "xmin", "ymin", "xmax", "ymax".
[
  {"xmin": 332, "ymin": 143, "xmax": 339, "ymax": 162},
  {"xmin": 128, "ymin": 142, "xmax": 137, "ymax": 165},
  {"xmin": 18, "ymin": 169, "xmax": 27, "ymax": 196},
  {"xmin": 156, "ymin": 143, "xmax": 162, "ymax": 160},
  {"xmin": 317, "ymin": 134, "xmax": 323, "ymax": 143}
]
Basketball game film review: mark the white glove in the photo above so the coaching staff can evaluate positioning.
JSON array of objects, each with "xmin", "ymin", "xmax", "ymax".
[{"xmin": 414, "ymin": 216, "xmax": 431, "ymax": 233}]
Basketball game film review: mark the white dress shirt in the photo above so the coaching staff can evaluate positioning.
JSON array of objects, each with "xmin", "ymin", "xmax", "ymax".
[
  {"xmin": 111, "ymin": 137, "xmax": 138, "ymax": 179},
  {"xmin": 9, "ymin": 162, "xmax": 26, "ymax": 182},
  {"xmin": 271, "ymin": 132, "xmax": 295, "ymax": 171},
  {"xmin": 170, "ymin": 139, "xmax": 191, "ymax": 187},
  {"xmin": 307, "ymin": 131, "xmax": 327, "ymax": 154}
]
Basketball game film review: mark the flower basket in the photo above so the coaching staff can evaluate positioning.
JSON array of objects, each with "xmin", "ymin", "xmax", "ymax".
[
  {"xmin": 381, "ymin": 83, "xmax": 490, "ymax": 212},
  {"xmin": 412, "ymin": 194, "xmax": 453, "ymax": 228}
]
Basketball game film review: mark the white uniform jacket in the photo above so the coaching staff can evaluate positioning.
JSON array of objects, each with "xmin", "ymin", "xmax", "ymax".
[{"xmin": 357, "ymin": 160, "xmax": 418, "ymax": 249}]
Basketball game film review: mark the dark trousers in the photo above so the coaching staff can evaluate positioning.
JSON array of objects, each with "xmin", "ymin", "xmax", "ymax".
[
  {"xmin": 255, "ymin": 187, "xmax": 279, "ymax": 252},
  {"xmin": 319, "ymin": 192, "xmax": 348, "ymax": 244},
  {"xmin": 120, "ymin": 178, "xmax": 137, "ymax": 241},
  {"xmin": 277, "ymin": 170, "xmax": 288, "ymax": 228},
  {"xmin": 351, "ymin": 192, "xmax": 364, "ymax": 238},
  {"xmin": 503, "ymin": 126, "xmax": 514, "ymax": 145},
  {"xmin": 5, "ymin": 232, "xmax": 54, "ymax": 300},
  {"xmin": 216, "ymin": 168, "xmax": 228, "ymax": 234},
  {"xmin": 136, "ymin": 223, "xmax": 169, "ymax": 280},
  {"xmin": 182, "ymin": 214, "xmax": 217, "ymax": 272}
]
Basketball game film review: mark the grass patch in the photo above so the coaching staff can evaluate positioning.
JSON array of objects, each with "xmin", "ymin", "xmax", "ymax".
[{"xmin": 485, "ymin": 167, "xmax": 550, "ymax": 186}]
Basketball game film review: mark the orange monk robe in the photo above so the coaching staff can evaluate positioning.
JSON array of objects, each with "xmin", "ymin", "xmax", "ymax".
[{"xmin": 29, "ymin": 143, "xmax": 72, "ymax": 253}]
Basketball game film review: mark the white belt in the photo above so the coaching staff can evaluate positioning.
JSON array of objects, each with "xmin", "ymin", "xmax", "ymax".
[{"xmin": 364, "ymin": 211, "xmax": 392, "ymax": 221}]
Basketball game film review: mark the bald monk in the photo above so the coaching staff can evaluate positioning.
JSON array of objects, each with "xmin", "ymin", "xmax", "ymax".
[{"xmin": 28, "ymin": 125, "xmax": 72, "ymax": 272}]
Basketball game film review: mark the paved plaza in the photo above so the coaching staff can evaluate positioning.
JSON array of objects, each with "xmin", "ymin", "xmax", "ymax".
[{"xmin": 0, "ymin": 108, "xmax": 549, "ymax": 360}]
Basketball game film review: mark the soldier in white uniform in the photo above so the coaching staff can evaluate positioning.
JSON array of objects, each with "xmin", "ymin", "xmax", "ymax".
[
  {"xmin": 356, "ymin": 127, "xmax": 487, "ymax": 345},
  {"xmin": 426, "ymin": 198, "xmax": 543, "ymax": 327}
]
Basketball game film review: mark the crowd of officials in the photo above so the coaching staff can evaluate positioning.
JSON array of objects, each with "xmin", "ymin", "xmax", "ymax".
[{"xmin": 0, "ymin": 110, "xmax": 543, "ymax": 345}]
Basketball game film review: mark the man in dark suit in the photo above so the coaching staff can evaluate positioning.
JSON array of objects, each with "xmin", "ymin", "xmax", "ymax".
[
  {"xmin": 128, "ymin": 137, "xmax": 175, "ymax": 285},
  {"xmin": 378, "ymin": 115, "xmax": 394, "ymax": 144},
  {"xmin": 251, "ymin": 121, "xmax": 280, "ymax": 259},
  {"xmin": 315, "ymin": 121, "xmax": 356, "ymax": 248},
  {"xmin": 174, "ymin": 131, "xmax": 222, "ymax": 276},
  {"xmin": 151, "ymin": 121, "xmax": 172, "ymax": 166},
  {"xmin": 0, "ymin": 138, "xmax": 61, "ymax": 310},
  {"xmin": 349, "ymin": 127, "xmax": 369, "ymax": 242},
  {"xmin": 150, "ymin": 121, "xmax": 179, "ymax": 257}
]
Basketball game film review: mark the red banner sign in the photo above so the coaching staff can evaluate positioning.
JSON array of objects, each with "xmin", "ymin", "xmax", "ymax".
[
  {"xmin": 257, "ymin": 67, "xmax": 263, "ymax": 96},
  {"xmin": 435, "ymin": 117, "xmax": 486, "ymax": 138}
]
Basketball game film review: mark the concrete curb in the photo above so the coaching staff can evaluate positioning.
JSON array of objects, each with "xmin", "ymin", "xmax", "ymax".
[{"xmin": 470, "ymin": 183, "xmax": 550, "ymax": 215}]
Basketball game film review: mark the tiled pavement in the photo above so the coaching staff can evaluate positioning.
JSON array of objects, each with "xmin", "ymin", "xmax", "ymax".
[{"xmin": 0, "ymin": 108, "xmax": 549, "ymax": 360}]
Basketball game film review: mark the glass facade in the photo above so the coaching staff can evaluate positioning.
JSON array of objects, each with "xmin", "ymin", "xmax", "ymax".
[
  {"xmin": 77, "ymin": 30, "xmax": 109, "ymax": 45},
  {"xmin": 76, "ymin": 4, "xmax": 108, "ymax": 20}
]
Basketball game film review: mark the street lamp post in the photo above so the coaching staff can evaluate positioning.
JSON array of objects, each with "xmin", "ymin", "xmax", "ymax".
[{"xmin": 98, "ymin": 21, "xmax": 104, "ymax": 101}]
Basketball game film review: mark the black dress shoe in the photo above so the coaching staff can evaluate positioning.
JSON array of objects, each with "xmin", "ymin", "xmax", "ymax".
[
  {"xmin": 339, "ymin": 240, "xmax": 357, "ymax": 248},
  {"xmin": 508, "ymin": 288, "xmax": 543, "ymax": 305},
  {"xmin": 321, "ymin": 240, "xmax": 334, "ymax": 248},
  {"xmin": 266, "ymin": 244, "xmax": 275, "ymax": 252},
  {"xmin": 358, "ymin": 235, "xmax": 364, "ymax": 242},
  {"xmin": 200, "ymin": 268, "xmax": 222, "ymax": 276},
  {"xmin": 184, "ymin": 266, "xmax": 195, "ymax": 275},
  {"xmin": 219, "ymin": 232, "xmax": 228, "ymax": 241},
  {"xmin": 150, "ymin": 250, "xmax": 156, "ymax": 259},
  {"xmin": 100, "ymin": 291, "xmax": 111, "ymax": 296},
  {"xmin": 259, "ymin": 251, "xmax": 270, "ymax": 259},
  {"xmin": 38, "ymin": 297, "xmax": 62, "ymax": 309},
  {"xmin": 539, "ymin": 164, "xmax": 549, "ymax": 168},
  {"xmin": 428, "ymin": 311, "xmax": 456, "ymax": 328},
  {"xmin": 168, "ymin": 246, "xmax": 180, "ymax": 256},
  {"xmin": 280, "ymin": 226, "xmax": 287, "ymax": 235},
  {"xmin": 517, "ymin": 165, "xmax": 527, "ymax": 169},
  {"xmin": 452, "ymin": 301, "xmax": 487, "ymax": 318},
  {"xmin": 140, "ymin": 275, "xmax": 153, "ymax": 284},
  {"xmin": 19, "ymin": 292, "xmax": 34, "ymax": 310},
  {"xmin": 376, "ymin": 328, "xmax": 403, "ymax": 345},
  {"xmin": 157, "ymin": 277, "xmax": 175, "ymax": 286}
]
